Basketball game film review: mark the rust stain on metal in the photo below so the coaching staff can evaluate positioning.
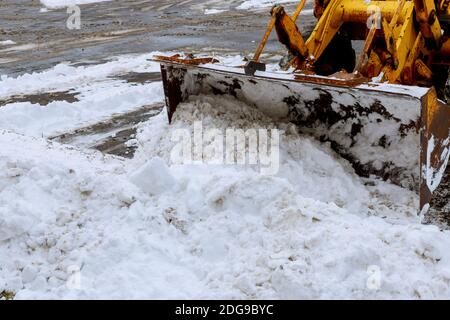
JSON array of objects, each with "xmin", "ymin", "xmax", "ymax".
[
  {"xmin": 153, "ymin": 55, "xmax": 219, "ymax": 66},
  {"xmin": 420, "ymin": 89, "xmax": 450, "ymax": 211},
  {"xmin": 160, "ymin": 64, "xmax": 184, "ymax": 124},
  {"xmin": 293, "ymin": 72, "xmax": 368, "ymax": 87}
]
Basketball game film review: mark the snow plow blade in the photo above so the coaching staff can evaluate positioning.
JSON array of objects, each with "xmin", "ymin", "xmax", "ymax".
[{"xmin": 154, "ymin": 56, "xmax": 450, "ymax": 215}]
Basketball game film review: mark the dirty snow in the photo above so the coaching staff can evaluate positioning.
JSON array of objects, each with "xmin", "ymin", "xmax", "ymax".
[
  {"xmin": 39, "ymin": 0, "xmax": 305, "ymax": 11},
  {"xmin": 237, "ymin": 0, "xmax": 300, "ymax": 10},
  {"xmin": 40, "ymin": 0, "xmax": 112, "ymax": 9},
  {"xmin": 0, "ymin": 40, "xmax": 16, "ymax": 46},
  {"xmin": 204, "ymin": 9, "xmax": 227, "ymax": 15},
  {"xmin": 199, "ymin": 0, "xmax": 309, "ymax": 14},
  {"xmin": 425, "ymin": 136, "xmax": 450, "ymax": 194},
  {"xmin": 1, "ymin": 53, "xmax": 450, "ymax": 299}
]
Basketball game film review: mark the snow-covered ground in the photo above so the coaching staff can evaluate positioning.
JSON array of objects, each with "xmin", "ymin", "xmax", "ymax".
[
  {"xmin": 40, "ymin": 0, "xmax": 112, "ymax": 9},
  {"xmin": 1, "ymin": 52, "xmax": 450, "ymax": 299},
  {"xmin": 38, "ymin": 0, "xmax": 301, "ymax": 11},
  {"xmin": 0, "ymin": 54, "xmax": 163, "ymax": 137},
  {"xmin": 0, "ymin": 40, "xmax": 16, "ymax": 46},
  {"xmin": 203, "ymin": 0, "xmax": 303, "ymax": 14},
  {"xmin": 237, "ymin": 0, "xmax": 298, "ymax": 10}
]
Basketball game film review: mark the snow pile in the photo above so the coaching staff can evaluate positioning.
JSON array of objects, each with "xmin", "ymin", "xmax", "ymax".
[
  {"xmin": 134, "ymin": 94, "xmax": 421, "ymax": 220},
  {"xmin": 1, "ymin": 53, "xmax": 450, "ymax": 299},
  {"xmin": 40, "ymin": 0, "xmax": 112, "ymax": 8},
  {"xmin": 0, "ymin": 130, "xmax": 209, "ymax": 299},
  {"xmin": 2, "ymin": 93, "xmax": 450, "ymax": 299}
]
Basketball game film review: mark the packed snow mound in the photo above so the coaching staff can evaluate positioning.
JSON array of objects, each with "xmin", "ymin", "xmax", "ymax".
[
  {"xmin": 134, "ymin": 95, "xmax": 419, "ymax": 219},
  {"xmin": 2, "ymin": 91, "xmax": 450, "ymax": 299},
  {"xmin": 0, "ymin": 130, "xmax": 206, "ymax": 299}
]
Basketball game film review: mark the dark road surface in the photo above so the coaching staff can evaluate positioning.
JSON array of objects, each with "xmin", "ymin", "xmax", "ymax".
[{"xmin": 0, "ymin": 0, "xmax": 315, "ymax": 76}]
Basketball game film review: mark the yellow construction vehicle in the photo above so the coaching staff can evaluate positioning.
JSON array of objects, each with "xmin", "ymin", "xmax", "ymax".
[{"xmin": 155, "ymin": 0, "xmax": 450, "ymax": 216}]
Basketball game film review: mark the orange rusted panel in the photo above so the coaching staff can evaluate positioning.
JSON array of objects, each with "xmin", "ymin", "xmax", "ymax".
[{"xmin": 420, "ymin": 89, "xmax": 450, "ymax": 213}]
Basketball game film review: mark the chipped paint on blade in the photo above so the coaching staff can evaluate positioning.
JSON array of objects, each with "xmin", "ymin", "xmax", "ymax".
[
  {"xmin": 157, "ymin": 59, "xmax": 450, "ymax": 215},
  {"xmin": 425, "ymin": 136, "xmax": 449, "ymax": 193},
  {"xmin": 420, "ymin": 95, "xmax": 450, "ymax": 211}
]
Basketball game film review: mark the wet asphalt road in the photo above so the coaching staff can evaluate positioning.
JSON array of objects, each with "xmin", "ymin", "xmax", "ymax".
[{"xmin": 0, "ymin": 0, "xmax": 315, "ymax": 76}]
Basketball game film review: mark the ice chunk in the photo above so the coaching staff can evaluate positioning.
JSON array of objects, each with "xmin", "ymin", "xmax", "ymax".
[{"xmin": 129, "ymin": 158, "xmax": 176, "ymax": 195}]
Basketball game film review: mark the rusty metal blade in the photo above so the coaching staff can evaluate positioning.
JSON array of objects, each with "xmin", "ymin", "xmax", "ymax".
[{"xmin": 420, "ymin": 91, "xmax": 450, "ymax": 214}]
